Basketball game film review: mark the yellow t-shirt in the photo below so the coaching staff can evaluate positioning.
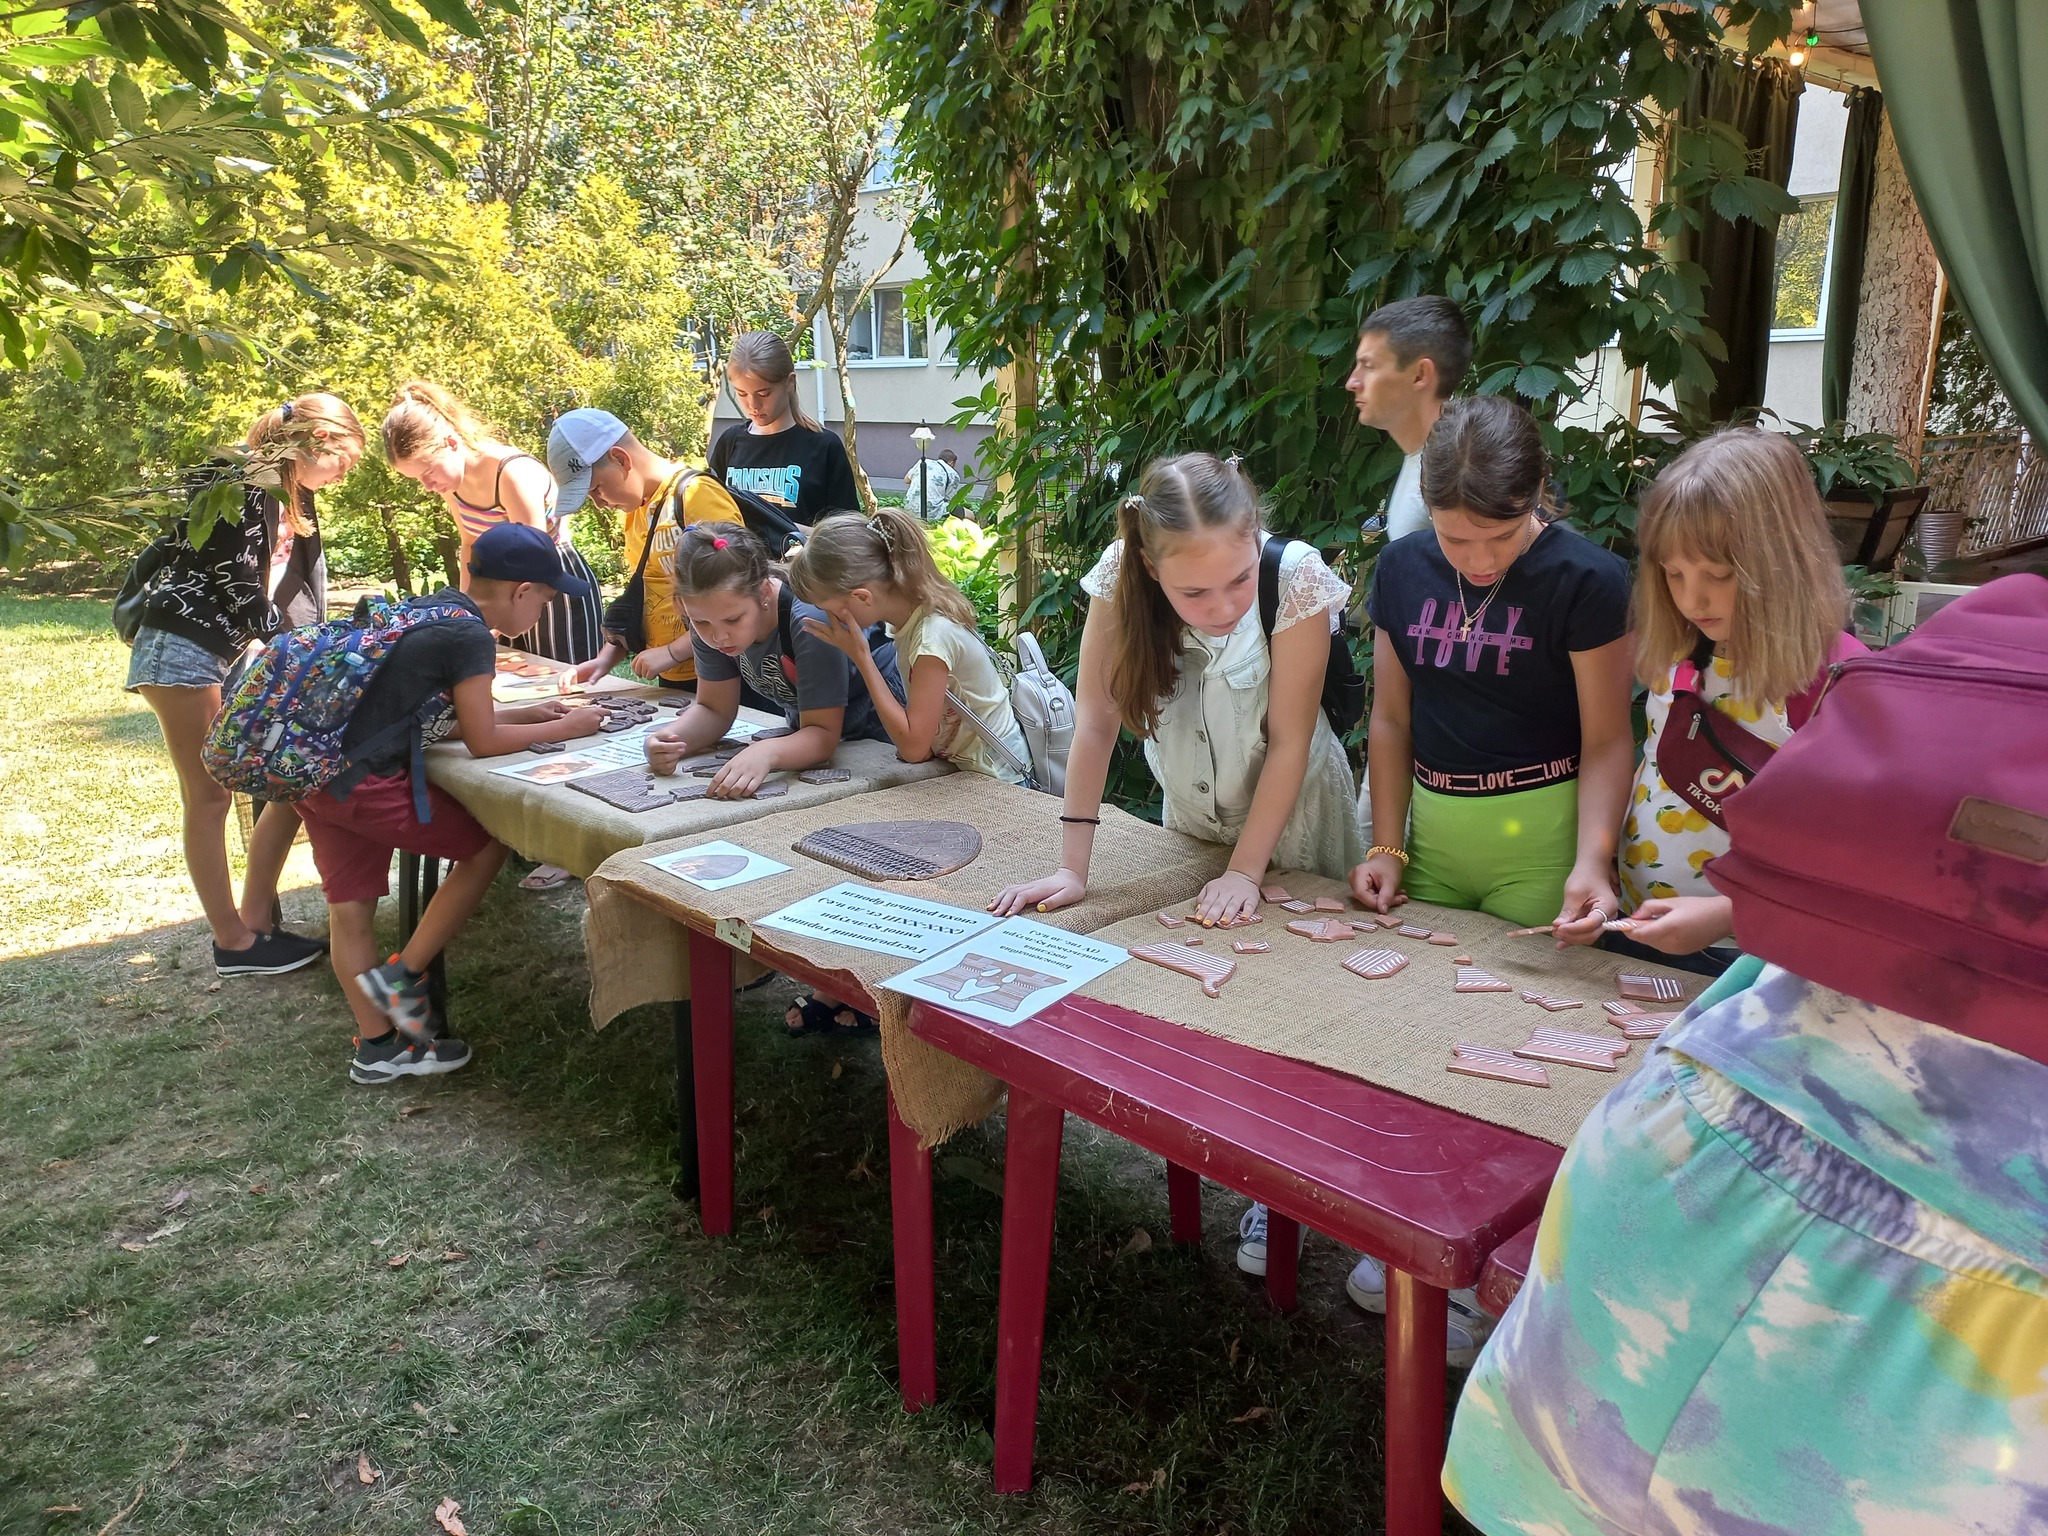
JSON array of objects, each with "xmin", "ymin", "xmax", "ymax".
[{"xmin": 626, "ymin": 469, "xmax": 744, "ymax": 683}]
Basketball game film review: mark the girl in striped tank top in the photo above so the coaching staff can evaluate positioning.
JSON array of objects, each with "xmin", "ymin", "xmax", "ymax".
[{"xmin": 382, "ymin": 381, "xmax": 603, "ymax": 664}]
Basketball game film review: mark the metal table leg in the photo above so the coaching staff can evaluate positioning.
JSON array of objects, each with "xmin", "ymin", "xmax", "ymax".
[{"xmin": 672, "ymin": 1000, "xmax": 699, "ymax": 1200}]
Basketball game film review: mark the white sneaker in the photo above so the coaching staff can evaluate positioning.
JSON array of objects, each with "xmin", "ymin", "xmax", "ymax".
[
  {"xmin": 1344, "ymin": 1255, "xmax": 1495, "ymax": 1367},
  {"xmin": 1235, "ymin": 1202, "xmax": 1305, "ymax": 1276}
]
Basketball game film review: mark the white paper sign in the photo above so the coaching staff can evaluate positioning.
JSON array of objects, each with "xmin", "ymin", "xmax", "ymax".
[
  {"xmin": 882, "ymin": 917, "xmax": 1128, "ymax": 1026},
  {"xmin": 644, "ymin": 840, "xmax": 790, "ymax": 892},
  {"xmin": 488, "ymin": 752, "xmax": 615, "ymax": 786},
  {"xmin": 754, "ymin": 882, "xmax": 1000, "ymax": 961},
  {"xmin": 488, "ymin": 715, "xmax": 773, "ymax": 782}
]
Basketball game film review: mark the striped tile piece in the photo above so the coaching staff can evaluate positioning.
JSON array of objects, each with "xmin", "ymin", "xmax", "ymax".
[
  {"xmin": 1156, "ymin": 912, "xmax": 1187, "ymax": 928},
  {"xmin": 1129, "ymin": 941, "xmax": 1238, "ymax": 999},
  {"xmin": 1448, "ymin": 1044, "xmax": 1551, "ymax": 1087},
  {"xmin": 1313, "ymin": 896, "xmax": 1348, "ymax": 913},
  {"xmin": 1286, "ymin": 917, "xmax": 1357, "ymax": 943},
  {"xmin": 1453, "ymin": 968, "xmax": 1514, "ymax": 993},
  {"xmin": 1618, "ymin": 973, "xmax": 1685, "ymax": 1004},
  {"xmin": 1603, "ymin": 1000, "xmax": 1652, "ymax": 1018},
  {"xmin": 1515, "ymin": 1027, "xmax": 1630, "ymax": 1072},
  {"xmin": 1341, "ymin": 947, "xmax": 1409, "ymax": 981},
  {"xmin": 1612, "ymin": 1011, "xmax": 1677, "ymax": 1040},
  {"xmin": 1231, "ymin": 940, "xmax": 1271, "ymax": 955},
  {"xmin": 1277, "ymin": 899, "xmax": 1315, "ymax": 914},
  {"xmin": 1398, "ymin": 924, "xmax": 1435, "ymax": 939},
  {"xmin": 1451, "ymin": 954, "xmax": 1474, "ymax": 966},
  {"xmin": 1520, "ymin": 991, "xmax": 1585, "ymax": 1012}
]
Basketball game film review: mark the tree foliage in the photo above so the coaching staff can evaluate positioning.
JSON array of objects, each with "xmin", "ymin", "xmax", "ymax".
[{"xmin": 878, "ymin": 0, "xmax": 1795, "ymax": 671}]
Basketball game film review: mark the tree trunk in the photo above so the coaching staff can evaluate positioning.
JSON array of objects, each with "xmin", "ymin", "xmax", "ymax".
[
  {"xmin": 1846, "ymin": 113, "xmax": 1943, "ymax": 460},
  {"xmin": 435, "ymin": 531, "xmax": 463, "ymax": 593},
  {"xmin": 376, "ymin": 500, "xmax": 413, "ymax": 595},
  {"xmin": 824, "ymin": 302, "xmax": 878, "ymax": 515}
]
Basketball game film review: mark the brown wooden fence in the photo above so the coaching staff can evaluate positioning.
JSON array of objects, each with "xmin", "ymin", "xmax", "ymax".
[{"xmin": 1918, "ymin": 431, "xmax": 2048, "ymax": 558}]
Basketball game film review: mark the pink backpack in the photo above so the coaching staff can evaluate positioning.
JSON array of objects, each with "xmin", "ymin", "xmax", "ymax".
[{"xmin": 1707, "ymin": 575, "xmax": 2048, "ymax": 1062}]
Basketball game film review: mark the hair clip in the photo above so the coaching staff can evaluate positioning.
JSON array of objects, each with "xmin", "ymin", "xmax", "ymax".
[
  {"xmin": 280, "ymin": 402, "xmax": 295, "ymax": 422},
  {"xmin": 1223, "ymin": 453, "xmax": 1242, "ymax": 470},
  {"xmin": 712, "ymin": 536, "xmax": 728, "ymax": 550},
  {"xmin": 1121, "ymin": 492, "xmax": 1148, "ymax": 514}
]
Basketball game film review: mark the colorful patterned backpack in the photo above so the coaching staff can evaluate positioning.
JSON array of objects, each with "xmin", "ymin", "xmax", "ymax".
[{"xmin": 202, "ymin": 595, "xmax": 479, "ymax": 820}]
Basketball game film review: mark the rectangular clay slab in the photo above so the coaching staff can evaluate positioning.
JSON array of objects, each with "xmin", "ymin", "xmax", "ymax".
[
  {"xmin": 1341, "ymin": 947, "xmax": 1409, "ymax": 980},
  {"xmin": 1618, "ymin": 973, "xmax": 1685, "ymax": 1003},
  {"xmin": 1449, "ymin": 1044, "xmax": 1551, "ymax": 1087},
  {"xmin": 1231, "ymin": 940, "xmax": 1271, "ymax": 955}
]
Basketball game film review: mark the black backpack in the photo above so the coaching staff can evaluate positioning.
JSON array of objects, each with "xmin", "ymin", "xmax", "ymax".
[
  {"xmin": 604, "ymin": 469, "xmax": 807, "ymax": 653},
  {"xmin": 1257, "ymin": 537, "xmax": 1365, "ymax": 737}
]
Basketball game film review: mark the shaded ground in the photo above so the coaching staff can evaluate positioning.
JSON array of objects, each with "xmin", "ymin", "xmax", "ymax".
[{"xmin": 0, "ymin": 593, "xmax": 1472, "ymax": 1535}]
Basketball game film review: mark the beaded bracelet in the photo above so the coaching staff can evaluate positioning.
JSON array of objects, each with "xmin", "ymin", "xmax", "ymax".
[{"xmin": 1366, "ymin": 843, "xmax": 1410, "ymax": 866}]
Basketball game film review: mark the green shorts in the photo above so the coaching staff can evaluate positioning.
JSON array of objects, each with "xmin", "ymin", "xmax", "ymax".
[{"xmin": 1403, "ymin": 778, "xmax": 1578, "ymax": 929}]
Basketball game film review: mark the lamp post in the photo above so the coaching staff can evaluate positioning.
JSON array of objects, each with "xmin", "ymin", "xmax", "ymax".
[{"xmin": 911, "ymin": 423, "xmax": 935, "ymax": 520}]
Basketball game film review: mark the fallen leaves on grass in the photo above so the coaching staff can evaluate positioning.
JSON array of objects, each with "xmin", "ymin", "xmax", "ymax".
[
  {"xmin": 141, "ymin": 1336, "xmax": 158, "ymax": 1346},
  {"xmin": 440, "ymin": 1250, "xmax": 469, "ymax": 1263},
  {"xmin": 399, "ymin": 1104, "xmax": 431, "ymax": 1119},
  {"xmin": 1121, "ymin": 1469, "xmax": 1167, "ymax": 1493},
  {"xmin": 1116, "ymin": 1228, "xmax": 1153, "ymax": 1259},
  {"xmin": 1227, "ymin": 1336, "xmax": 1240, "ymax": 1366},
  {"xmin": 846, "ymin": 1158, "xmax": 876, "ymax": 1182},
  {"xmin": 433, "ymin": 1497, "xmax": 468, "ymax": 1534},
  {"xmin": 756, "ymin": 1205, "xmax": 776, "ymax": 1224},
  {"xmin": 40, "ymin": 1159, "xmax": 73, "ymax": 1172},
  {"xmin": 387, "ymin": 1253, "xmax": 409, "ymax": 1269},
  {"xmin": 1230, "ymin": 1405, "xmax": 1272, "ymax": 1424},
  {"xmin": 161, "ymin": 1190, "xmax": 191, "ymax": 1213},
  {"xmin": 356, "ymin": 1452, "xmax": 379, "ymax": 1485},
  {"xmin": 44, "ymin": 1504, "xmax": 81, "ymax": 1513},
  {"xmin": 830, "ymin": 1060, "xmax": 844, "ymax": 1080},
  {"xmin": 247, "ymin": 1183, "xmax": 267, "ymax": 1195},
  {"xmin": 203, "ymin": 981, "xmax": 221, "ymax": 994}
]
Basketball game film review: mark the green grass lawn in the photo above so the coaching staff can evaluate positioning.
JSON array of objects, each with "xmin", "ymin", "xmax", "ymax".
[{"xmin": 0, "ymin": 592, "xmax": 1464, "ymax": 1535}]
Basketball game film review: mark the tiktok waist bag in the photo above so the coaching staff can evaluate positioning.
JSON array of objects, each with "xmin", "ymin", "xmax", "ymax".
[
  {"xmin": 1706, "ymin": 575, "xmax": 2048, "ymax": 1061},
  {"xmin": 1655, "ymin": 631, "xmax": 1865, "ymax": 829}
]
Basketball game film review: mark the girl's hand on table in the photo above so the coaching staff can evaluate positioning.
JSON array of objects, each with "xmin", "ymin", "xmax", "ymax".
[
  {"xmin": 1349, "ymin": 852, "xmax": 1407, "ymax": 913},
  {"xmin": 1193, "ymin": 869, "xmax": 1261, "ymax": 928},
  {"xmin": 630, "ymin": 645, "xmax": 673, "ymax": 679},
  {"xmin": 645, "ymin": 727, "xmax": 692, "ymax": 776},
  {"xmin": 565, "ymin": 655, "xmax": 614, "ymax": 686},
  {"xmin": 800, "ymin": 607, "xmax": 871, "ymax": 663},
  {"xmin": 1608, "ymin": 896, "xmax": 1733, "ymax": 956},
  {"xmin": 559, "ymin": 705, "xmax": 607, "ymax": 739},
  {"xmin": 709, "ymin": 742, "xmax": 775, "ymax": 798},
  {"xmin": 990, "ymin": 868, "xmax": 1086, "ymax": 918},
  {"xmin": 1552, "ymin": 865, "xmax": 1621, "ymax": 947}
]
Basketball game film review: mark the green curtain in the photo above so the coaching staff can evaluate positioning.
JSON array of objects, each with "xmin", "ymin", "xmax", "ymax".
[
  {"xmin": 1861, "ymin": 1, "xmax": 2048, "ymax": 445},
  {"xmin": 1673, "ymin": 55, "xmax": 1805, "ymax": 423},
  {"xmin": 1820, "ymin": 87, "xmax": 1883, "ymax": 424}
]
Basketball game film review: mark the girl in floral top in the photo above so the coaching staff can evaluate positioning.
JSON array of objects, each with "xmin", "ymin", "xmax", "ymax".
[
  {"xmin": 1595, "ymin": 428, "xmax": 1864, "ymax": 963},
  {"xmin": 991, "ymin": 452, "xmax": 1361, "ymax": 928}
]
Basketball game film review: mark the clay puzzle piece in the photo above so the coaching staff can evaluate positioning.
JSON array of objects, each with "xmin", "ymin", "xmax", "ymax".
[
  {"xmin": 1521, "ymin": 991, "xmax": 1585, "ymax": 1012},
  {"xmin": 1342, "ymin": 947, "xmax": 1409, "ymax": 981},
  {"xmin": 798, "ymin": 768, "xmax": 852, "ymax": 784},
  {"xmin": 1259, "ymin": 884, "xmax": 1292, "ymax": 904},
  {"xmin": 1183, "ymin": 935, "xmax": 1204, "ymax": 945},
  {"xmin": 693, "ymin": 766, "xmax": 723, "ymax": 777},
  {"xmin": 1231, "ymin": 940, "xmax": 1271, "ymax": 955},
  {"xmin": 526, "ymin": 739, "xmax": 567, "ymax": 755},
  {"xmin": 1454, "ymin": 968, "xmax": 1514, "ymax": 993},
  {"xmin": 1277, "ymin": 899, "xmax": 1315, "ymax": 914},
  {"xmin": 1398, "ymin": 924, "xmax": 1434, "ymax": 939},
  {"xmin": 1156, "ymin": 912, "xmax": 1187, "ymax": 928},
  {"xmin": 1427, "ymin": 933, "xmax": 1460, "ymax": 946},
  {"xmin": 793, "ymin": 819, "xmax": 981, "ymax": 880},
  {"xmin": 598, "ymin": 717, "xmax": 639, "ymax": 733},
  {"xmin": 1374, "ymin": 914, "xmax": 1405, "ymax": 930},
  {"xmin": 1617, "ymin": 973, "xmax": 1685, "ymax": 1004},
  {"xmin": 1506, "ymin": 924, "xmax": 1554, "ymax": 937},
  {"xmin": 1129, "ymin": 941, "xmax": 1237, "ymax": 998},
  {"xmin": 1615, "ymin": 1013, "xmax": 1676, "ymax": 1040},
  {"xmin": 672, "ymin": 782, "xmax": 713, "ymax": 801},
  {"xmin": 750, "ymin": 780, "xmax": 789, "ymax": 799},
  {"xmin": 566, "ymin": 767, "xmax": 681, "ymax": 814},
  {"xmin": 1515, "ymin": 1027, "xmax": 1630, "ymax": 1072},
  {"xmin": 1285, "ymin": 917, "xmax": 1356, "ymax": 943},
  {"xmin": 1452, "ymin": 954, "xmax": 1473, "ymax": 966},
  {"xmin": 1602, "ymin": 1000, "xmax": 1650, "ymax": 1018},
  {"xmin": 1312, "ymin": 896, "xmax": 1348, "ymax": 913},
  {"xmin": 1448, "ymin": 1044, "xmax": 1551, "ymax": 1087}
]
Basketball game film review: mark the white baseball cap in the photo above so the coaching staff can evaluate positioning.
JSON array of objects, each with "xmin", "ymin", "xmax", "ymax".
[{"xmin": 546, "ymin": 408, "xmax": 630, "ymax": 515}]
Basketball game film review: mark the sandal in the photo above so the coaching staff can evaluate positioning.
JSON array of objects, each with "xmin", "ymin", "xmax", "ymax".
[
  {"xmin": 783, "ymin": 996, "xmax": 879, "ymax": 1037},
  {"xmin": 518, "ymin": 864, "xmax": 575, "ymax": 892}
]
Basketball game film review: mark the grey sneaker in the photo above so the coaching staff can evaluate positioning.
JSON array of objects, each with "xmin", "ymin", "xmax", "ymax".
[
  {"xmin": 355, "ymin": 959, "xmax": 435, "ymax": 1043},
  {"xmin": 349, "ymin": 1032, "xmax": 472, "ymax": 1085}
]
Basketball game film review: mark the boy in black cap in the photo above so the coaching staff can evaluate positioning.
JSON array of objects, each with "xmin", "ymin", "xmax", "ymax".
[{"xmin": 296, "ymin": 524, "xmax": 607, "ymax": 1084}]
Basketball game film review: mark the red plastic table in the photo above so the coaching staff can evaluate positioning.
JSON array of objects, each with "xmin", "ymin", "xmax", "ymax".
[
  {"xmin": 1476, "ymin": 1219, "xmax": 1539, "ymax": 1319},
  {"xmin": 906, "ymin": 992, "xmax": 1562, "ymax": 1536}
]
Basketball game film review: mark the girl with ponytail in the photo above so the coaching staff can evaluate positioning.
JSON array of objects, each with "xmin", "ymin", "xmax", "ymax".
[
  {"xmin": 382, "ymin": 381, "xmax": 603, "ymax": 664},
  {"xmin": 990, "ymin": 452, "xmax": 1362, "ymax": 925},
  {"xmin": 708, "ymin": 331, "xmax": 859, "ymax": 529},
  {"xmin": 790, "ymin": 507, "xmax": 1030, "ymax": 781}
]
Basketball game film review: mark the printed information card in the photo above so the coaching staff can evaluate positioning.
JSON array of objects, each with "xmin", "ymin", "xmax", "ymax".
[
  {"xmin": 882, "ymin": 917, "xmax": 1129, "ymax": 1027},
  {"xmin": 643, "ymin": 840, "xmax": 791, "ymax": 892},
  {"xmin": 754, "ymin": 882, "xmax": 1001, "ymax": 961}
]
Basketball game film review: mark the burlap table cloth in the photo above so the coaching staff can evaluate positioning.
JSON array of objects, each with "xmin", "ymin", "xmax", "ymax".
[
  {"xmin": 584, "ymin": 773, "xmax": 1232, "ymax": 1143},
  {"xmin": 425, "ymin": 704, "xmax": 953, "ymax": 878},
  {"xmin": 1080, "ymin": 869, "xmax": 1703, "ymax": 1149}
]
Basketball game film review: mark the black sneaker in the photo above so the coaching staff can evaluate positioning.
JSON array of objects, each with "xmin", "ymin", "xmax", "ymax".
[
  {"xmin": 349, "ymin": 1032, "xmax": 473, "ymax": 1085},
  {"xmin": 214, "ymin": 928, "xmax": 329, "ymax": 977}
]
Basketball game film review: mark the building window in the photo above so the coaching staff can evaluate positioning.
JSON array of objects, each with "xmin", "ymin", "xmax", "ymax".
[
  {"xmin": 845, "ymin": 288, "xmax": 928, "ymax": 363},
  {"xmin": 1771, "ymin": 191, "xmax": 1837, "ymax": 337}
]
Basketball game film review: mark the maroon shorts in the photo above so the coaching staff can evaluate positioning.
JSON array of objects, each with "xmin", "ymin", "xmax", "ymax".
[{"xmin": 297, "ymin": 773, "xmax": 494, "ymax": 904}]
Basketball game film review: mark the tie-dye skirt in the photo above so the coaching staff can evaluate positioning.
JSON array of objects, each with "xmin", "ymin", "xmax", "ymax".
[{"xmin": 1444, "ymin": 969, "xmax": 2048, "ymax": 1536}]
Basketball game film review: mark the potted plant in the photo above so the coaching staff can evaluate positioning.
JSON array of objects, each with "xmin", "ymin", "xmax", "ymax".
[{"xmin": 1783, "ymin": 419, "xmax": 1929, "ymax": 569}]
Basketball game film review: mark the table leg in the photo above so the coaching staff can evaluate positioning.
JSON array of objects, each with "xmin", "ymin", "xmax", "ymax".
[
  {"xmin": 1166, "ymin": 1160, "xmax": 1201, "ymax": 1245},
  {"xmin": 417, "ymin": 854, "xmax": 447, "ymax": 1020},
  {"xmin": 671, "ymin": 1001, "xmax": 699, "ymax": 1202},
  {"xmin": 686, "ymin": 928, "xmax": 735, "ymax": 1236},
  {"xmin": 1265, "ymin": 1209, "xmax": 1300, "ymax": 1313},
  {"xmin": 1385, "ymin": 1266, "xmax": 1450, "ymax": 1536},
  {"xmin": 992, "ymin": 1086, "xmax": 1065, "ymax": 1495},
  {"xmin": 396, "ymin": 850, "xmax": 419, "ymax": 943},
  {"xmin": 887, "ymin": 1088, "xmax": 937, "ymax": 1413}
]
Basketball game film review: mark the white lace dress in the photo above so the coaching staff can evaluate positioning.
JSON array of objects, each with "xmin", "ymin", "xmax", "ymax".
[{"xmin": 1082, "ymin": 536, "xmax": 1364, "ymax": 879}]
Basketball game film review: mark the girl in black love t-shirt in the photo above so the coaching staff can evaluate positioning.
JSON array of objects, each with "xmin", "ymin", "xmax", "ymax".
[
  {"xmin": 709, "ymin": 330, "xmax": 860, "ymax": 529},
  {"xmin": 1352, "ymin": 395, "xmax": 1634, "ymax": 932}
]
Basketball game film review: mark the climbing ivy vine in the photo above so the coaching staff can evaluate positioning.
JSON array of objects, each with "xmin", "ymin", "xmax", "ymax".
[{"xmin": 879, "ymin": 0, "xmax": 1795, "ymax": 671}]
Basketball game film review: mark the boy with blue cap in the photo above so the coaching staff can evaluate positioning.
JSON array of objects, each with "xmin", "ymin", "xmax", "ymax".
[
  {"xmin": 295, "ymin": 523, "xmax": 608, "ymax": 1084},
  {"xmin": 547, "ymin": 408, "xmax": 745, "ymax": 690}
]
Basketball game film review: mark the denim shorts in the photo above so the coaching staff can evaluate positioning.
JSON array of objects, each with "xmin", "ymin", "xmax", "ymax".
[{"xmin": 125, "ymin": 626, "xmax": 230, "ymax": 691}]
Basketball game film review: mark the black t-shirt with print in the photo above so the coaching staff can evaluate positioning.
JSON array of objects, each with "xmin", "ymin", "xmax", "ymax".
[
  {"xmin": 343, "ymin": 591, "xmax": 499, "ymax": 777},
  {"xmin": 707, "ymin": 421, "xmax": 859, "ymax": 528},
  {"xmin": 689, "ymin": 584, "xmax": 899, "ymax": 743},
  {"xmin": 1367, "ymin": 522, "xmax": 1629, "ymax": 795}
]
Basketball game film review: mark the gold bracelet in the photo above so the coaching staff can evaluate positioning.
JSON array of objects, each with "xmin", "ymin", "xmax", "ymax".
[{"xmin": 1367, "ymin": 844, "xmax": 1410, "ymax": 866}]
